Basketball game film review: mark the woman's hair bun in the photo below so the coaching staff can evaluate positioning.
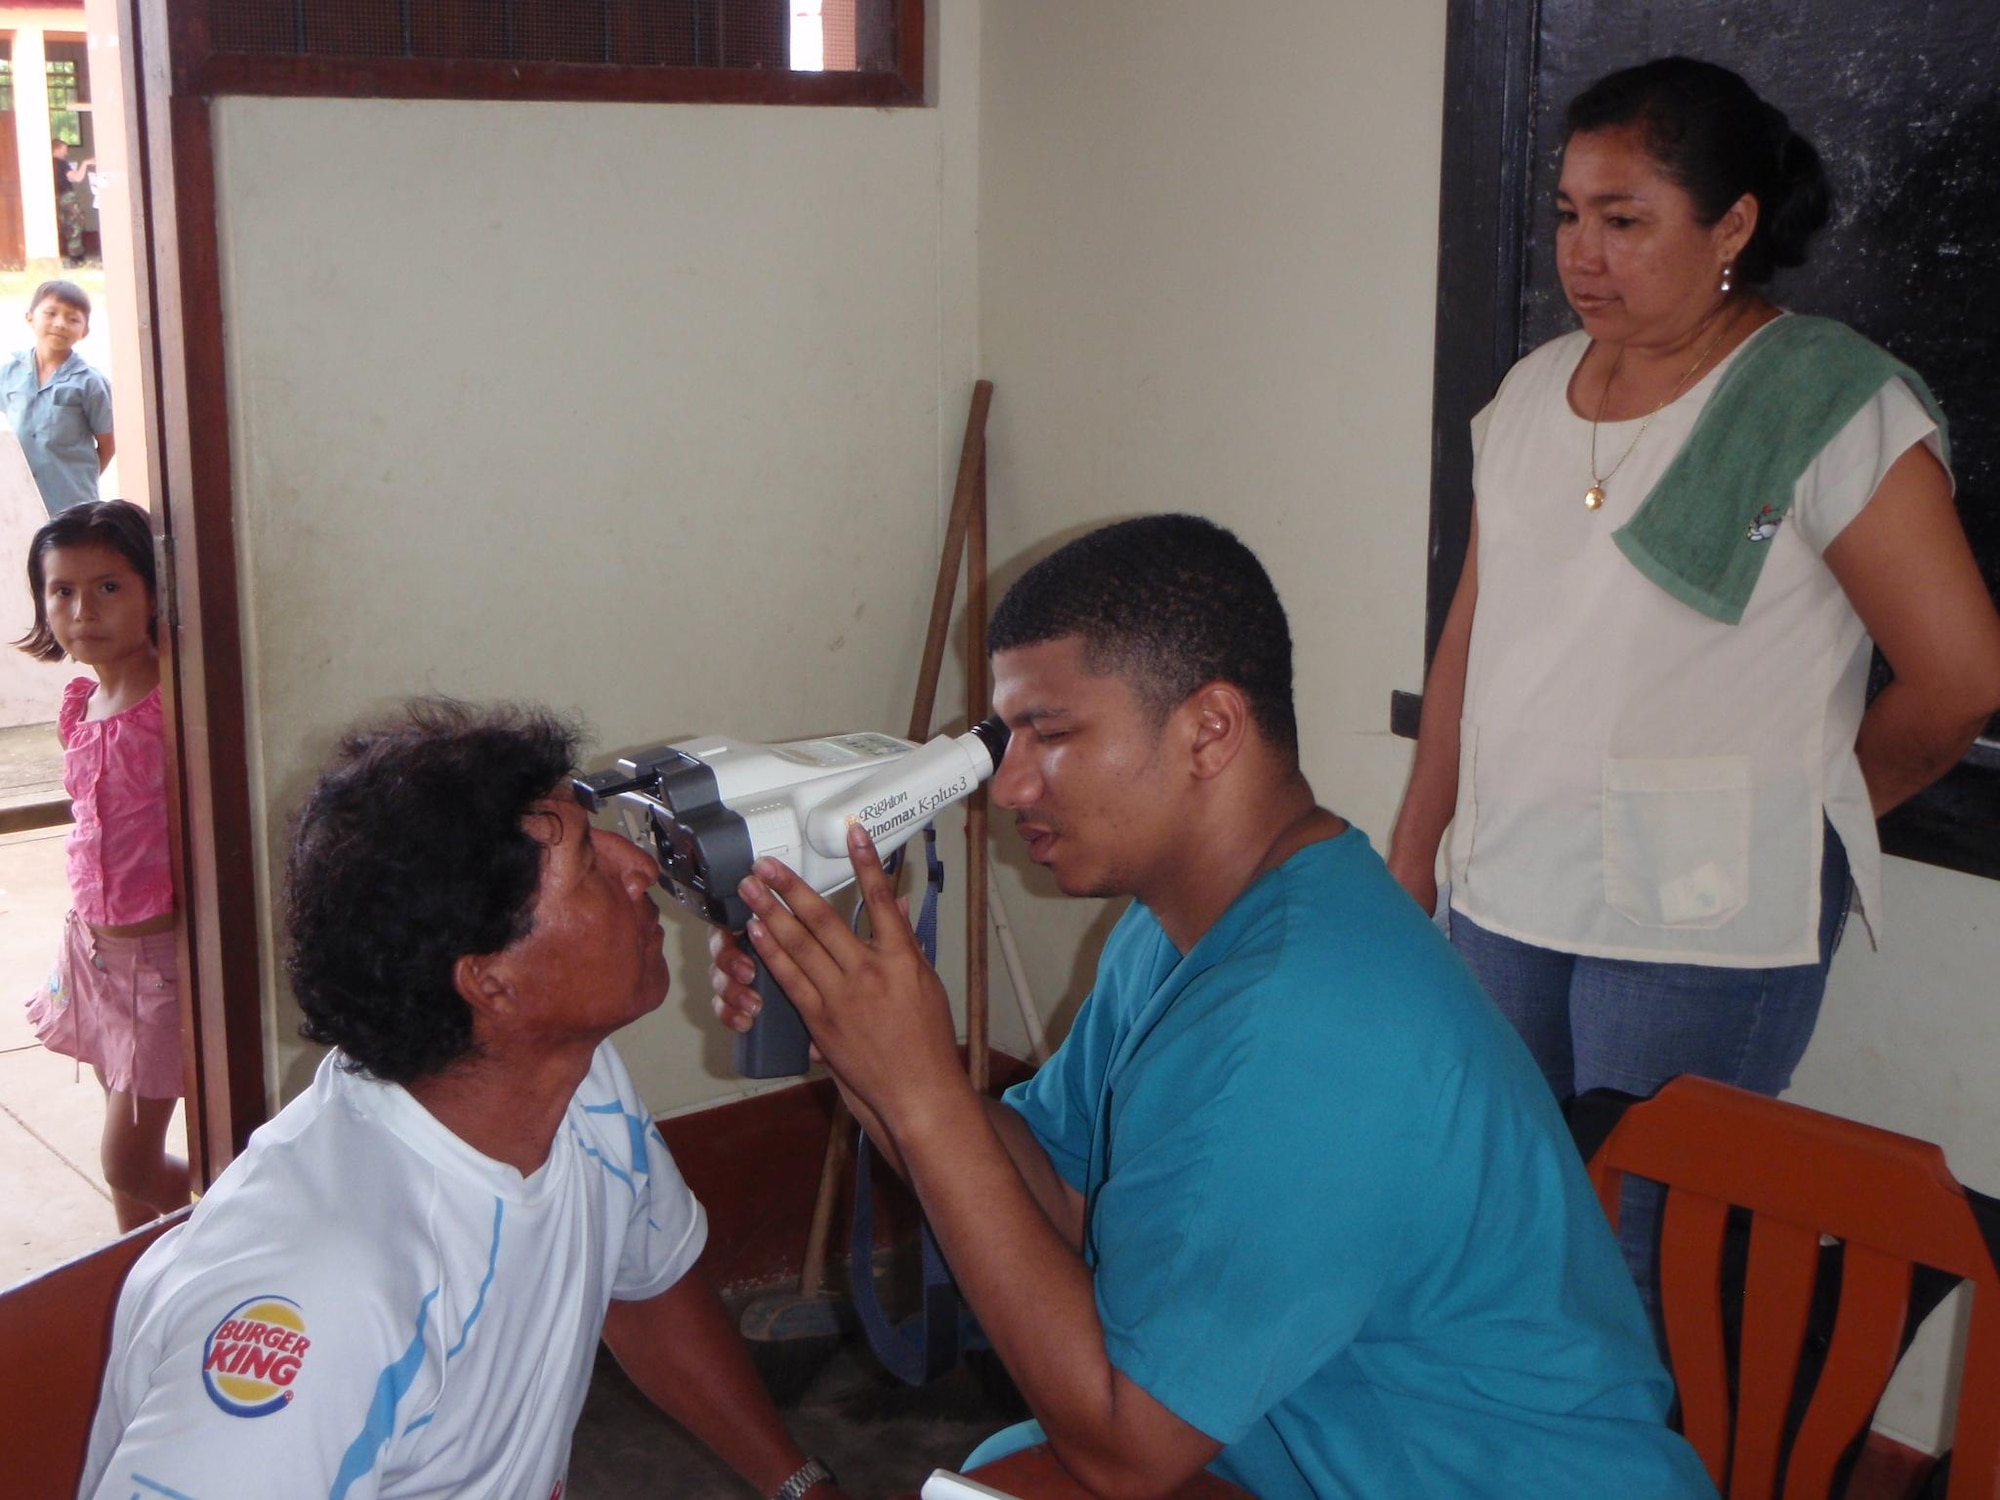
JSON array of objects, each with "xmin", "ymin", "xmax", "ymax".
[{"xmin": 1764, "ymin": 129, "xmax": 1832, "ymax": 270}]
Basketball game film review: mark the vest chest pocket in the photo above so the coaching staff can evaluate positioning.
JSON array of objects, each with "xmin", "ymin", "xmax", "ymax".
[{"xmin": 1602, "ymin": 756, "xmax": 1752, "ymax": 929}]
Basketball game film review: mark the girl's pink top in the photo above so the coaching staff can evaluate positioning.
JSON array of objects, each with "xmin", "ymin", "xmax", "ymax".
[{"xmin": 60, "ymin": 677, "xmax": 174, "ymax": 926}]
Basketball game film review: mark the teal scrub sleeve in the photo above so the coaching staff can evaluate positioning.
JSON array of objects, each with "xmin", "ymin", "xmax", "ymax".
[{"xmin": 1002, "ymin": 904, "xmax": 1171, "ymax": 1194}]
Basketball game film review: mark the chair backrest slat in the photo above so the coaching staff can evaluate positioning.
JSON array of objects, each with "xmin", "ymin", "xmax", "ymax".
[
  {"xmin": 1657, "ymin": 1187, "xmax": 1735, "ymax": 1492},
  {"xmin": 1781, "ymin": 1246, "xmax": 1910, "ymax": 1500},
  {"xmin": 1732, "ymin": 1215, "xmax": 1819, "ymax": 1497},
  {"xmin": 1950, "ymin": 1289, "xmax": 2000, "ymax": 1500},
  {"xmin": 1583, "ymin": 1077, "xmax": 1999, "ymax": 1500}
]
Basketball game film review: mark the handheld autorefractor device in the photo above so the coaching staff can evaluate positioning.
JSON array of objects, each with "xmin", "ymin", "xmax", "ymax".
[{"xmin": 572, "ymin": 717, "xmax": 1011, "ymax": 1078}]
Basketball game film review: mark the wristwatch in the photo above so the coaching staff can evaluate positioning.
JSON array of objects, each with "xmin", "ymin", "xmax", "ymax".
[{"xmin": 769, "ymin": 1458, "xmax": 835, "ymax": 1500}]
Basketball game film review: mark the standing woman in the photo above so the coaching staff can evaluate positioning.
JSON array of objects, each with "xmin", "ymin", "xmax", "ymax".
[{"xmin": 1388, "ymin": 57, "xmax": 2000, "ymax": 1304}]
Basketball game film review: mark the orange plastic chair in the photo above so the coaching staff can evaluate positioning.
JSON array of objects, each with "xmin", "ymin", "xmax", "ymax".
[{"xmin": 1586, "ymin": 1076, "xmax": 2000, "ymax": 1500}]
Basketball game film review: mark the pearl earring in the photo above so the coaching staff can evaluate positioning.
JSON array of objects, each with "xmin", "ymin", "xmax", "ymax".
[{"xmin": 1720, "ymin": 262, "xmax": 1734, "ymax": 295}]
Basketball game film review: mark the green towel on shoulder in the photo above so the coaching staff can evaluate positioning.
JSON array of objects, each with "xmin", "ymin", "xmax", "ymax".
[{"xmin": 1612, "ymin": 314, "xmax": 1949, "ymax": 624}]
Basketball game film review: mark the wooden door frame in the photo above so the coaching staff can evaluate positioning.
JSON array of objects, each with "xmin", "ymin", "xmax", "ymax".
[{"xmin": 123, "ymin": 0, "xmax": 267, "ymax": 1180}]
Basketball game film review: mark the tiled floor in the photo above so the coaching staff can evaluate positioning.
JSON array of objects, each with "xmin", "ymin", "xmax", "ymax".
[
  {"xmin": 569, "ymin": 1327, "xmax": 1937, "ymax": 1499},
  {"xmin": 573, "ymin": 1330, "xmax": 1025, "ymax": 1499}
]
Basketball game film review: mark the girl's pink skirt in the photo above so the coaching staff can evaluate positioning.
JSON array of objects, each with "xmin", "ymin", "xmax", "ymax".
[{"xmin": 24, "ymin": 910, "xmax": 182, "ymax": 1100}]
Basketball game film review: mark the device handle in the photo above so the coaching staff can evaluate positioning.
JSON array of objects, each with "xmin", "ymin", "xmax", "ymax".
[{"xmin": 733, "ymin": 950, "xmax": 814, "ymax": 1078}]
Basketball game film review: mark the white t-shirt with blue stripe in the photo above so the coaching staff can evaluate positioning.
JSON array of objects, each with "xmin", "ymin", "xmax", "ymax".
[{"xmin": 82, "ymin": 1040, "xmax": 706, "ymax": 1500}]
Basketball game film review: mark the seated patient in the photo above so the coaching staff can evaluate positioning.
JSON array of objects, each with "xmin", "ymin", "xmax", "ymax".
[
  {"xmin": 83, "ymin": 700, "xmax": 842, "ymax": 1500},
  {"xmin": 712, "ymin": 515, "xmax": 1713, "ymax": 1498}
]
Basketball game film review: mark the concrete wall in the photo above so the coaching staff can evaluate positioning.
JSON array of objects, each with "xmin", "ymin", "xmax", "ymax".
[
  {"xmin": 211, "ymin": 3, "xmax": 992, "ymax": 1113},
  {"xmin": 6, "ymin": 16, "xmax": 59, "ymax": 263},
  {"xmin": 974, "ymin": 0, "xmax": 1450, "ymax": 1038},
  {"xmin": 0, "ymin": 425, "xmax": 75, "ymax": 720}
]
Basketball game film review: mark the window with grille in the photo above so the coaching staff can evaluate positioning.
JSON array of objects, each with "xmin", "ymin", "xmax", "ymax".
[
  {"xmin": 185, "ymin": 0, "xmax": 921, "ymax": 104},
  {"xmin": 47, "ymin": 58, "xmax": 81, "ymax": 144}
]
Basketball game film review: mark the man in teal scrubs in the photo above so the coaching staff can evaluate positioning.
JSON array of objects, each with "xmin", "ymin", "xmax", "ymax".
[{"xmin": 712, "ymin": 515, "xmax": 1712, "ymax": 1497}]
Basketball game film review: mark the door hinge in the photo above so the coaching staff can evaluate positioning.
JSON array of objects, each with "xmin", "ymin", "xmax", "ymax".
[{"xmin": 159, "ymin": 530, "xmax": 180, "ymax": 634}]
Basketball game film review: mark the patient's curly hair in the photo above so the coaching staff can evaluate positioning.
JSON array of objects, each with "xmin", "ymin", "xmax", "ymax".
[{"xmin": 285, "ymin": 698, "xmax": 583, "ymax": 1084}]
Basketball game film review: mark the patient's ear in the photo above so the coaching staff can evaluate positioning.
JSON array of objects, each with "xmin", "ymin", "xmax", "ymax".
[{"xmin": 453, "ymin": 952, "xmax": 515, "ymax": 1023}]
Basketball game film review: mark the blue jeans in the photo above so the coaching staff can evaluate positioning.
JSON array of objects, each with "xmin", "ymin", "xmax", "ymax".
[{"xmin": 1449, "ymin": 826, "xmax": 1851, "ymax": 1328}]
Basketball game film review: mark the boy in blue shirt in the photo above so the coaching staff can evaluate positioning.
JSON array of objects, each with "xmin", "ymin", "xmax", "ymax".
[
  {"xmin": 713, "ymin": 515, "xmax": 1715, "ymax": 1498},
  {"xmin": 1, "ymin": 278, "xmax": 115, "ymax": 513}
]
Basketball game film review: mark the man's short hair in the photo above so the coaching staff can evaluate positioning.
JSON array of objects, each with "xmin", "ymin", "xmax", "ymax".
[
  {"xmin": 286, "ymin": 699, "xmax": 584, "ymax": 1084},
  {"xmin": 988, "ymin": 513, "xmax": 1298, "ymax": 753}
]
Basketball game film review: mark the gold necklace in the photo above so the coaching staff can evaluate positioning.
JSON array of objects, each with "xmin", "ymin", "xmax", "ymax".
[{"xmin": 1584, "ymin": 299, "xmax": 1743, "ymax": 511}]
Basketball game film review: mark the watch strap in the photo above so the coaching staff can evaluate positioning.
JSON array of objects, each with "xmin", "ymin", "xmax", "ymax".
[{"xmin": 770, "ymin": 1457, "xmax": 835, "ymax": 1500}]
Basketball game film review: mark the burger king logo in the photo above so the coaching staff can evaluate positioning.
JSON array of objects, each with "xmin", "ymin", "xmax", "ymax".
[{"xmin": 203, "ymin": 1296, "xmax": 311, "ymax": 1416}]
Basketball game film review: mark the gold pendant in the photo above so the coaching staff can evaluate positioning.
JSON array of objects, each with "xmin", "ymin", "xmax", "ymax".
[{"xmin": 1584, "ymin": 485, "xmax": 1606, "ymax": 511}]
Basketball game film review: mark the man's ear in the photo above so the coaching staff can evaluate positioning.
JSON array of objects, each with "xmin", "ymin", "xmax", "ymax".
[
  {"xmin": 1184, "ymin": 682, "xmax": 1251, "ymax": 780},
  {"xmin": 453, "ymin": 952, "xmax": 514, "ymax": 1024}
]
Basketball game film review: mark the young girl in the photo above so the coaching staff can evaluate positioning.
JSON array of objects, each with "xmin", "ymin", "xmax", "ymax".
[{"xmin": 16, "ymin": 498, "xmax": 186, "ymax": 1231}]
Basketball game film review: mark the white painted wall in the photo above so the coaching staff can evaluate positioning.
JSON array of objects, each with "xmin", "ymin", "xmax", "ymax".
[
  {"xmin": 7, "ymin": 22, "xmax": 58, "ymax": 263},
  {"xmin": 974, "ymin": 0, "xmax": 1450, "ymax": 1034},
  {"xmin": 0, "ymin": 425, "xmax": 77, "ymax": 722},
  {"xmin": 211, "ymin": 11, "xmax": 992, "ymax": 1113}
]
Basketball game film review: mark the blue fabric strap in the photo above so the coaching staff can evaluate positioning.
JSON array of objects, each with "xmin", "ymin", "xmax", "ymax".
[
  {"xmin": 913, "ymin": 825, "xmax": 943, "ymax": 959},
  {"xmin": 849, "ymin": 825, "xmax": 989, "ymax": 1385}
]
